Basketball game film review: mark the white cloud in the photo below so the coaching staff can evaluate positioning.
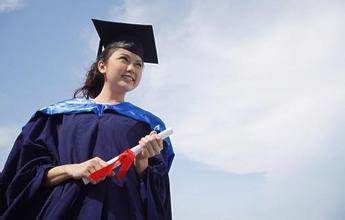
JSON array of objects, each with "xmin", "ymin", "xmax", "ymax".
[
  {"xmin": 0, "ymin": 125, "xmax": 20, "ymax": 169},
  {"xmin": 115, "ymin": 0, "xmax": 345, "ymax": 175},
  {"xmin": 104, "ymin": 2, "xmax": 345, "ymax": 218},
  {"xmin": 177, "ymin": 9, "xmax": 345, "ymax": 174},
  {"xmin": 0, "ymin": 0, "xmax": 23, "ymax": 12},
  {"xmin": 0, "ymin": 125, "xmax": 20, "ymax": 148}
]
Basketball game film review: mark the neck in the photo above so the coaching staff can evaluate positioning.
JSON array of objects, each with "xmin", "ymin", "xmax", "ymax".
[{"xmin": 94, "ymin": 84, "xmax": 125, "ymax": 104}]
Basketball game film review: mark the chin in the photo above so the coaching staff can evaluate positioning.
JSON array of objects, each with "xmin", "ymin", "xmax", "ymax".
[
  {"xmin": 116, "ymin": 82, "xmax": 137, "ymax": 92},
  {"xmin": 123, "ymin": 85, "xmax": 137, "ymax": 93}
]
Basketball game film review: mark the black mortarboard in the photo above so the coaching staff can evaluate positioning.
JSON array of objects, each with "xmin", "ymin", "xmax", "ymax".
[{"xmin": 92, "ymin": 19, "xmax": 158, "ymax": 64}]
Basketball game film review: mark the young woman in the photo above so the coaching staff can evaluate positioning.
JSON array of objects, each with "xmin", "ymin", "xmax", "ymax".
[{"xmin": 0, "ymin": 19, "xmax": 174, "ymax": 220}]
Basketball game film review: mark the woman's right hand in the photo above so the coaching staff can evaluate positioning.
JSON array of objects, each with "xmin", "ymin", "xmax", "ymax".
[
  {"xmin": 65, "ymin": 157, "xmax": 114, "ymax": 184},
  {"xmin": 44, "ymin": 157, "xmax": 114, "ymax": 187}
]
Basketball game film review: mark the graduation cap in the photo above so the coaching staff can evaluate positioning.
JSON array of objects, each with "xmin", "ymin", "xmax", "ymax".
[{"xmin": 92, "ymin": 19, "xmax": 158, "ymax": 64}]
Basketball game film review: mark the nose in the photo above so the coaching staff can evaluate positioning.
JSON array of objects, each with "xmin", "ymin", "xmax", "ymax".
[{"xmin": 126, "ymin": 63, "xmax": 135, "ymax": 74}]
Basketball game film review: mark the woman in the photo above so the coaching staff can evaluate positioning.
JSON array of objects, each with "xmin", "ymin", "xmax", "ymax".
[{"xmin": 0, "ymin": 19, "xmax": 174, "ymax": 220}]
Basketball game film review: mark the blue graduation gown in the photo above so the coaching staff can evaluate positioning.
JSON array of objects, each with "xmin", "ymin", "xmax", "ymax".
[{"xmin": 0, "ymin": 99, "xmax": 174, "ymax": 220}]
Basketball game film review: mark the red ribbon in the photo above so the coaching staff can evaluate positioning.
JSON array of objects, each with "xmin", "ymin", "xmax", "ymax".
[{"xmin": 89, "ymin": 149, "xmax": 135, "ymax": 182}]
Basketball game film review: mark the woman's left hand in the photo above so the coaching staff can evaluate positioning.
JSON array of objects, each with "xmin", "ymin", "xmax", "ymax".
[{"xmin": 137, "ymin": 131, "xmax": 163, "ymax": 160}]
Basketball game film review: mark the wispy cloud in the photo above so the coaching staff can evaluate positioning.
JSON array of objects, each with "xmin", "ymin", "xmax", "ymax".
[
  {"xmin": 0, "ymin": 125, "xmax": 20, "ymax": 148},
  {"xmin": 107, "ymin": 1, "xmax": 345, "ymax": 218},
  {"xmin": 175, "ymin": 8, "xmax": 345, "ymax": 174},
  {"xmin": 0, "ymin": 125, "xmax": 20, "ymax": 169},
  {"xmin": 0, "ymin": 0, "xmax": 23, "ymax": 13},
  {"xmin": 112, "ymin": 0, "xmax": 345, "ymax": 174}
]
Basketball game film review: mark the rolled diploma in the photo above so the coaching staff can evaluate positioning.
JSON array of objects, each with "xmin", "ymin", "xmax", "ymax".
[{"xmin": 83, "ymin": 128, "xmax": 173, "ymax": 184}]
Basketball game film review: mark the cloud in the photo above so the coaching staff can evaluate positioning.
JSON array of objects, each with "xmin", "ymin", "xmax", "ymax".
[
  {"xmin": 177, "ymin": 9, "xmax": 345, "ymax": 174},
  {"xmin": 110, "ymin": 0, "xmax": 345, "ymax": 176},
  {"xmin": 0, "ymin": 125, "xmax": 20, "ymax": 169},
  {"xmin": 0, "ymin": 125, "xmax": 20, "ymax": 148},
  {"xmin": 106, "ymin": 4, "xmax": 345, "ymax": 217},
  {"xmin": 0, "ymin": 0, "xmax": 23, "ymax": 13}
]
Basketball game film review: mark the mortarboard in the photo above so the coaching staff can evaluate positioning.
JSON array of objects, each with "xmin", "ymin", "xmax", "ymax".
[{"xmin": 92, "ymin": 19, "xmax": 158, "ymax": 64}]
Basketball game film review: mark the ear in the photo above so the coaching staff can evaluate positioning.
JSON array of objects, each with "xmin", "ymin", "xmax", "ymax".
[{"xmin": 98, "ymin": 60, "xmax": 107, "ymax": 74}]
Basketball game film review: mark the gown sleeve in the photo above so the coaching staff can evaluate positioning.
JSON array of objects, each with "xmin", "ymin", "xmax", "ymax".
[
  {"xmin": 133, "ymin": 125, "xmax": 172, "ymax": 220},
  {"xmin": 0, "ymin": 113, "xmax": 59, "ymax": 219},
  {"xmin": 144, "ymin": 147, "xmax": 172, "ymax": 220}
]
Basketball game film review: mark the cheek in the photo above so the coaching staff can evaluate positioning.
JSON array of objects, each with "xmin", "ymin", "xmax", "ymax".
[
  {"xmin": 135, "ymin": 71, "xmax": 143, "ymax": 85},
  {"xmin": 106, "ymin": 64, "xmax": 125, "ymax": 77}
]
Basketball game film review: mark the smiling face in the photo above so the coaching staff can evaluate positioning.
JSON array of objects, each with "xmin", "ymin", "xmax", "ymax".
[{"xmin": 98, "ymin": 48, "xmax": 144, "ymax": 95}]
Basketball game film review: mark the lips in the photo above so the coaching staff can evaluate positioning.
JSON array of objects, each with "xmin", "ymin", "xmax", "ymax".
[{"xmin": 121, "ymin": 75, "xmax": 135, "ymax": 82}]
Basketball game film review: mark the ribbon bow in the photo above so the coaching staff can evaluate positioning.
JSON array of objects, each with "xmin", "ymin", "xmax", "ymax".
[{"xmin": 89, "ymin": 149, "xmax": 136, "ymax": 182}]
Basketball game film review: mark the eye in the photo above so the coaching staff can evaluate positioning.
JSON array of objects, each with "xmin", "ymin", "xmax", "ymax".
[
  {"xmin": 135, "ymin": 62, "xmax": 143, "ymax": 69},
  {"xmin": 119, "ymin": 56, "xmax": 129, "ymax": 62}
]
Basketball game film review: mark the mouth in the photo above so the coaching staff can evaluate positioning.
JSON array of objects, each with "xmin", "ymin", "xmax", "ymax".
[{"xmin": 121, "ymin": 74, "xmax": 135, "ymax": 82}]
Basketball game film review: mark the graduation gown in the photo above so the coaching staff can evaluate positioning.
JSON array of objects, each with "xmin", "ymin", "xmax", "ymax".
[{"xmin": 0, "ymin": 98, "xmax": 174, "ymax": 220}]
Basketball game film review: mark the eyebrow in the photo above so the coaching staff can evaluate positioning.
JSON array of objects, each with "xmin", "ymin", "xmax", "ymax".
[{"xmin": 119, "ymin": 53, "xmax": 143, "ymax": 63}]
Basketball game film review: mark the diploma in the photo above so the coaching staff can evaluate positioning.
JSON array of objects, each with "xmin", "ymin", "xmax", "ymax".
[{"xmin": 83, "ymin": 128, "xmax": 173, "ymax": 184}]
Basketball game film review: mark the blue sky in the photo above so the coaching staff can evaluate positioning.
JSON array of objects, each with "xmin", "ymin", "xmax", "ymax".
[{"xmin": 1, "ymin": 0, "xmax": 345, "ymax": 219}]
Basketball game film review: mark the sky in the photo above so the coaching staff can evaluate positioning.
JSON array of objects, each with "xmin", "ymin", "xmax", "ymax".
[{"xmin": 1, "ymin": 0, "xmax": 345, "ymax": 219}]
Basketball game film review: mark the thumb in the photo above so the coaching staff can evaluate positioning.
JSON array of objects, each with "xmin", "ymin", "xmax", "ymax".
[{"xmin": 150, "ymin": 130, "xmax": 157, "ymax": 135}]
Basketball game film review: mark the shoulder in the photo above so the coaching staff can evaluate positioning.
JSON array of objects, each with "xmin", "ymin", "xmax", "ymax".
[
  {"xmin": 38, "ymin": 98, "xmax": 94, "ymax": 115},
  {"xmin": 123, "ymin": 102, "xmax": 163, "ymax": 121},
  {"xmin": 118, "ymin": 102, "xmax": 166, "ymax": 131},
  {"xmin": 24, "ymin": 98, "xmax": 89, "ymax": 129}
]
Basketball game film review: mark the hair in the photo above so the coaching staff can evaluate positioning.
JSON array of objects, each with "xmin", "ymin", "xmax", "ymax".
[{"xmin": 73, "ymin": 41, "xmax": 141, "ymax": 98}]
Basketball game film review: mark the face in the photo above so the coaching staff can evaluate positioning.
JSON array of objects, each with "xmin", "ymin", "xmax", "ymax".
[{"xmin": 98, "ymin": 48, "xmax": 143, "ymax": 94}]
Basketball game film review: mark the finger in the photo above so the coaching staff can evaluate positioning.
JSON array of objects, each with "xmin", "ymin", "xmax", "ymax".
[
  {"xmin": 86, "ymin": 163, "xmax": 97, "ymax": 173},
  {"xmin": 98, "ymin": 159, "xmax": 109, "ymax": 168},
  {"xmin": 148, "ymin": 137, "xmax": 162, "ymax": 155},
  {"xmin": 150, "ymin": 130, "xmax": 157, "ymax": 135},
  {"xmin": 146, "ymin": 135, "xmax": 160, "ymax": 149},
  {"xmin": 138, "ymin": 139, "xmax": 147, "ymax": 158},
  {"xmin": 151, "ymin": 142, "xmax": 162, "ymax": 154},
  {"xmin": 93, "ymin": 158, "xmax": 106, "ymax": 170},
  {"xmin": 144, "ymin": 142, "xmax": 155, "ymax": 157},
  {"xmin": 89, "ymin": 178, "xmax": 97, "ymax": 184},
  {"xmin": 150, "ymin": 130, "xmax": 162, "ymax": 140},
  {"xmin": 84, "ymin": 168, "xmax": 92, "ymax": 175},
  {"xmin": 158, "ymin": 137, "xmax": 163, "ymax": 149},
  {"xmin": 141, "ymin": 137, "xmax": 155, "ymax": 156},
  {"xmin": 139, "ymin": 137, "xmax": 148, "ymax": 147},
  {"xmin": 140, "ymin": 147, "xmax": 149, "ymax": 159},
  {"xmin": 149, "ymin": 132, "xmax": 163, "ymax": 149}
]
